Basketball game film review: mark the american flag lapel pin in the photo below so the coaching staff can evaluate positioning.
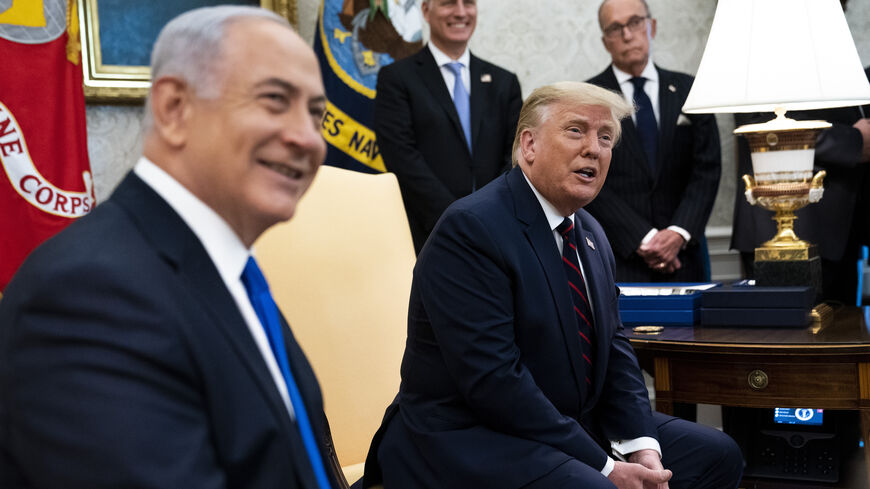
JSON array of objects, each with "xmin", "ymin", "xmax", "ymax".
[
  {"xmin": 481, "ymin": 73, "xmax": 492, "ymax": 83},
  {"xmin": 586, "ymin": 236, "xmax": 595, "ymax": 250}
]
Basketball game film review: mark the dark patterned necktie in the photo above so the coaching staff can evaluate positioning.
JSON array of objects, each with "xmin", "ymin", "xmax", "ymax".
[
  {"xmin": 630, "ymin": 76, "xmax": 659, "ymax": 170},
  {"xmin": 556, "ymin": 218, "xmax": 595, "ymax": 389}
]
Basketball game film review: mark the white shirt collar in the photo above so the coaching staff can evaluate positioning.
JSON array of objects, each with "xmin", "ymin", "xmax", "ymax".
[
  {"xmin": 520, "ymin": 169, "xmax": 573, "ymax": 231},
  {"xmin": 133, "ymin": 156, "xmax": 250, "ymax": 286},
  {"xmin": 612, "ymin": 59, "xmax": 658, "ymax": 85},
  {"xmin": 428, "ymin": 42, "xmax": 470, "ymax": 68}
]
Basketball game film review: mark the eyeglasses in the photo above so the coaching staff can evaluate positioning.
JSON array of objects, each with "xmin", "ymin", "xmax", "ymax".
[{"xmin": 603, "ymin": 15, "xmax": 649, "ymax": 39}]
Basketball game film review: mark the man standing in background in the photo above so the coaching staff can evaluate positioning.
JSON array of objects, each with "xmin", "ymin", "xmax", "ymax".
[
  {"xmin": 375, "ymin": 0, "xmax": 522, "ymax": 253},
  {"xmin": 587, "ymin": 0, "xmax": 721, "ymax": 282}
]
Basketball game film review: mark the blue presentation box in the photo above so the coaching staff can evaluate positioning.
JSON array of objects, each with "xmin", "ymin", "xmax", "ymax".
[
  {"xmin": 619, "ymin": 308, "xmax": 699, "ymax": 326},
  {"xmin": 617, "ymin": 282, "xmax": 719, "ymax": 326}
]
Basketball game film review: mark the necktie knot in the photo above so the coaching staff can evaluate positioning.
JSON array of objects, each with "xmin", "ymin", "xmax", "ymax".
[
  {"xmin": 557, "ymin": 218, "xmax": 574, "ymax": 241},
  {"xmin": 630, "ymin": 76, "xmax": 647, "ymax": 91},
  {"xmin": 241, "ymin": 256, "xmax": 269, "ymax": 298},
  {"xmin": 445, "ymin": 61, "xmax": 463, "ymax": 77}
]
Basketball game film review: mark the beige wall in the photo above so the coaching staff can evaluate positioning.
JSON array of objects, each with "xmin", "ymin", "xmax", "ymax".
[{"xmin": 85, "ymin": 0, "xmax": 870, "ymax": 232}]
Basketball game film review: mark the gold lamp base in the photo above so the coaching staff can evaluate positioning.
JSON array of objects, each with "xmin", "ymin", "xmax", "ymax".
[{"xmin": 742, "ymin": 171, "xmax": 826, "ymax": 262}]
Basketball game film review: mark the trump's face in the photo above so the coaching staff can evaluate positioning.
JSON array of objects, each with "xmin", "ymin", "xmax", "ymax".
[
  {"xmin": 182, "ymin": 19, "xmax": 327, "ymax": 246},
  {"xmin": 520, "ymin": 103, "xmax": 615, "ymax": 216}
]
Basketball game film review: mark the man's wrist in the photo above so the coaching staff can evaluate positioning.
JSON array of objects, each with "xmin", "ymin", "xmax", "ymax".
[
  {"xmin": 611, "ymin": 436, "xmax": 662, "ymax": 461},
  {"xmin": 640, "ymin": 228, "xmax": 658, "ymax": 247},
  {"xmin": 600, "ymin": 456, "xmax": 616, "ymax": 476},
  {"xmin": 666, "ymin": 225, "xmax": 690, "ymax": 245}
]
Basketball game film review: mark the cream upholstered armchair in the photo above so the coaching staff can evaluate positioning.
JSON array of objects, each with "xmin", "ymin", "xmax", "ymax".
[{"xmin": 254, "ymin": 165, "xmax": 414, "ymax": 487}]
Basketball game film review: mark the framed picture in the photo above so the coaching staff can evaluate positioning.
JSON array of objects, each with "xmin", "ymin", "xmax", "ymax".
[{"xmin": 77, "ymin": 0, "xmax": 298, "ymax": 103}]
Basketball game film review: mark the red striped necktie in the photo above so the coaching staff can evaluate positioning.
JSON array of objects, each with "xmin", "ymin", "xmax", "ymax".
[{"xmin": 556, "ymin": 217, "xmax": 595, "ymax": 390}]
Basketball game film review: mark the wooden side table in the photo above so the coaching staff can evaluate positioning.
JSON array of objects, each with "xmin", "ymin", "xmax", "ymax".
[{"xmin": 627, "ymin": 306, "xmax": 870, "ymax": 488}]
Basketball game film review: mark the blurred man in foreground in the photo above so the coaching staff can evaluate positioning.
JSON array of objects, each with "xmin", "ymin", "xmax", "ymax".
[{"xmin": 0, "ymin": 6, "xmax": 337, "ymax": 488}]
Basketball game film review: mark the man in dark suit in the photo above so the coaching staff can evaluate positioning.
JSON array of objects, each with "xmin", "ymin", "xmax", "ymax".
[
  {"xmin": 0, "ymin": 7, "xmax": 338, "ymax": 488},
  {"xmin": 362, "ymin": 82, "xmax": 742, "ymax": 489},
  {"xmin": 731, "ymin": 66, "xmax": 870, "ymax": 304},
  {"xmin": 374, "ymin": 0, "xmax": 522, "ymax": 252},
  {"xmin": 586, "ymin": 0, "xmax": 721, "ymax": 282}
]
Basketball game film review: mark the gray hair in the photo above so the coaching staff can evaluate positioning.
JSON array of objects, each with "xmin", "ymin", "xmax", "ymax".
[
  {"xmin": 143, "ymin": 6, "xmax": 290, "ymax": 128},
  {"xmin": 598, "ymin": 0, "xmax": 652, "ymax": 30},
  {"xmin": 512, "ymin": 81, "xmax": 633, "ymax": 166}
]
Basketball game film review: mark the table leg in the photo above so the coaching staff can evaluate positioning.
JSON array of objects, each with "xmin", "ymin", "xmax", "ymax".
[
  {"xmin": 859, "ymin": 363, "xmax": 870, "ymax": 488},
  {"xmin": 653, "ymin": 357, "xmax": 674, "ymax": 415}
]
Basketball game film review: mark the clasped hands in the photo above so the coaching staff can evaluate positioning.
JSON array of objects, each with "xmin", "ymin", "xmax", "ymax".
[
  {"xmin": 608, "ymin": 449, "xmax": 672, "ymax": 489},
  {"xmin": 637, "ymin": 229, "xmax": 685, "ymax": 274}
]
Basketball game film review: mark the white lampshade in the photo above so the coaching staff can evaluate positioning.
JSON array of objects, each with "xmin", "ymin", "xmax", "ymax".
[{"xmin": 683, "ymin": 0, "xmax": 870, "ymax": 114}]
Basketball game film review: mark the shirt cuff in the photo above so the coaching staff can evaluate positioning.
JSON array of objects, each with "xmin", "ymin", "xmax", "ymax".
[
  {"xmin": 610, "ymin": 436, "xmax": 662, "ymax": 461},
  {"xmin": 600, "ymin": 456, "xmax": 616, "ymax": 477},
  {"xmin": 666, "ymin": 225, "xmax": 691, "ymax": 245},
  {"xmin": 640, "ymin": 228, "xmax": 658, "ymax": 246}
]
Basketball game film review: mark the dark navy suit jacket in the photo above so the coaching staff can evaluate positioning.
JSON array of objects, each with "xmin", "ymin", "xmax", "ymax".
[
  {"xmin": 375, "ymin": 46, "xmax": 522, "ymax": 252},
  {"xmin": 364, "ymin": 167, "xmax": 656, "ymax": 488},
  {"xmin": 587, "ymin": 65, "xmax": 721, "ymax": 282},
  {"xmin": 0, "ymin": 173, "xmax": 336, "ymax": 489}
]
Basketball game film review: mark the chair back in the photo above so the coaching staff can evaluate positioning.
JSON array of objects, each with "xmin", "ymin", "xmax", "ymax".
[{"xmin": 254, "ymin": 165, "xmax": 414, "ymax": 481}]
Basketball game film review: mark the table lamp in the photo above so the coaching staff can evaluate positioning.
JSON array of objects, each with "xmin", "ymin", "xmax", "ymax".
[{"xmin": 683, "ymin": 0, "xmax": 870, "ymax": 297}]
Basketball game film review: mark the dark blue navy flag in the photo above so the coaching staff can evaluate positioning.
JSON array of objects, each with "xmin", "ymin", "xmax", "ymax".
[{"xmin": 315, "ymin": 0, "xmax": 423, "ymax": 173}]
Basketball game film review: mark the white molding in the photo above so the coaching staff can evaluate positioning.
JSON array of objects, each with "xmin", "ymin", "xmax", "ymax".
[{"xmin": 705, "ymin": 226, "xmax": 743, "ymax": 282}]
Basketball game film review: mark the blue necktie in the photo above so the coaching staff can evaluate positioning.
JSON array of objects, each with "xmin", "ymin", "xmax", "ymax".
[
  {"xmin": 446, "ymin": 61, "xmax": 472, "ymax": 152},
  {"xmin": 241, "ymin": 256, "xmax": 331, "ymax": 489},
  {"xmin": 630, "ymin": 76, "xmax": 658, "ymax": 170},
  {"xmin": 556, "ymin": 218, "xmax": 595, "ymax": 393}
]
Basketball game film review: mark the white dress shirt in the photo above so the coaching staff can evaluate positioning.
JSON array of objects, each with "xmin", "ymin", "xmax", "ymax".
[
  {"xmin": 522, "ymin": 171, "xmax": 662, "ymax": 476},
  {"xmin": 428, "ymin": 43, "xmax": 471, "ymax": 98},
  {"xmin": 612, "ymin": 61, "xmax": 691, "ymax": 245},
  {"xmin": 612, "ymin": 61, "xmax": 660, "ymax": 126},
  {"xmin": 134, "ymin": 157, "xmax": 294, "ymax": 419}
]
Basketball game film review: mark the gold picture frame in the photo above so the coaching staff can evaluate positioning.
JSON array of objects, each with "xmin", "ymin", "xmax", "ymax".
[{"xmin": 78, "ymin": 0, "xmax": 298, "ymax": 103}]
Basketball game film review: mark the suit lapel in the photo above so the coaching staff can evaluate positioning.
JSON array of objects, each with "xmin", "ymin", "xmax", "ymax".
[
  {"xmin": 507, "ymin": 168, "xmax": 589, "ymax": 400},
  {"xmin": 112, "ymin": 174, "xmax": 300, "ymax": 440},
  {"xmin": 469, "ymin": 54, "xmax": 485, "ymax": 157},
  {"xmin": 416, "ymin": 46, "xmax": 468, "ymax": 150},
  {"xmin": 656, "ymin": 66, "xmax": 681, "ymax": 181}
]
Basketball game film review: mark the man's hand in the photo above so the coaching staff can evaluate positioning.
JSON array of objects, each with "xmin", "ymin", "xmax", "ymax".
[
  {"xmin": 629, "ymin": 449, "xmax": 670, "ymax": 489},
  {"xmin": 608, "ymin": 458, "xmax": 672, "ymax": 489},
  {"xmin": 637, "ymin": 229, "xmax": 685, "ymax": 273},
  {"xmin": 854, "ymin": 118, "xmax": 870, "ymax": 162}
]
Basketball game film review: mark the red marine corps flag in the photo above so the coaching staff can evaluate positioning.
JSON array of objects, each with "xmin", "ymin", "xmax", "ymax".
[{"xmin": 0, "ymin": 0, "xmax": 94, "ymax": 291}]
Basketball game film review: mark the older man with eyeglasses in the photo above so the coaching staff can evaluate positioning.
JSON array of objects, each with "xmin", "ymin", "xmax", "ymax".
[{"xmin": 586, "ymin": 0, "xmax": 721, "ymax": 286}]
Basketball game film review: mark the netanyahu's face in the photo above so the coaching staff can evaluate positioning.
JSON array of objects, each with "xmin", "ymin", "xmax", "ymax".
[
  {"xmin": 182, "ymin": 18, "xmax": 327, "ymax": 245},
  {"xmin": 600, "ymin": 0, "xmax": 656, "ymax": 76},
  {"xmin": 520, "ymin": 103, "xmax": 615, "ymax": 216}
]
